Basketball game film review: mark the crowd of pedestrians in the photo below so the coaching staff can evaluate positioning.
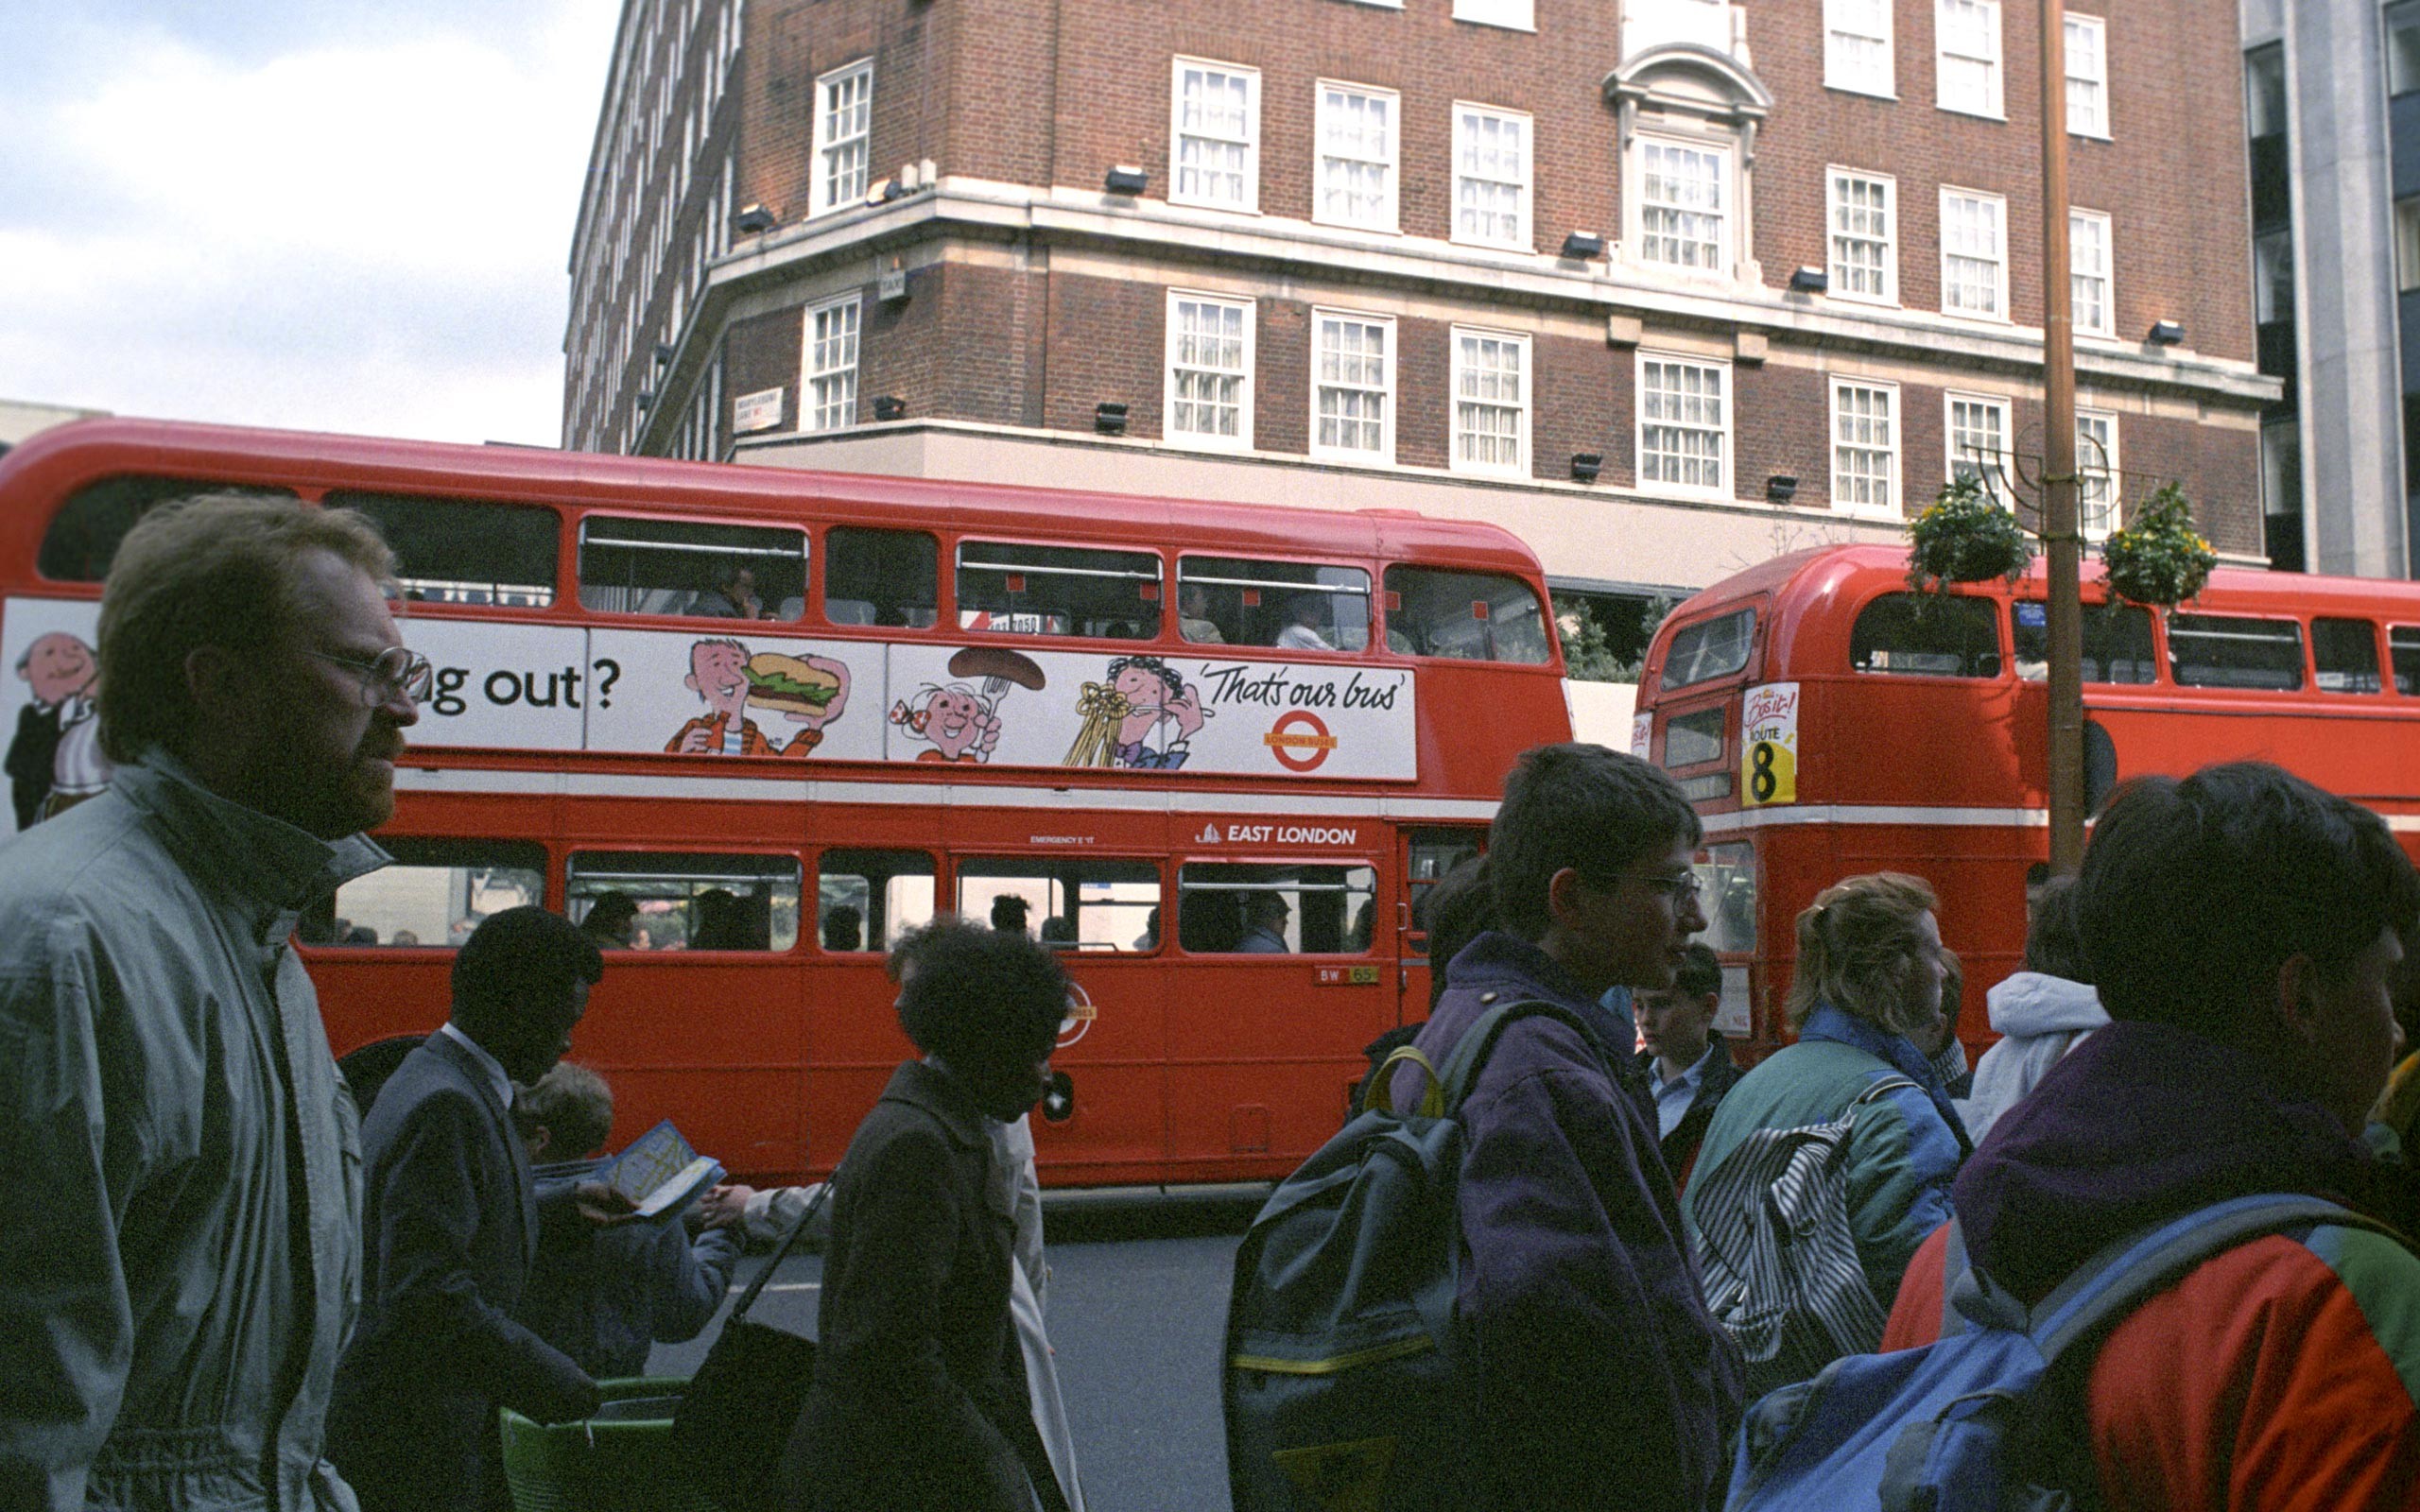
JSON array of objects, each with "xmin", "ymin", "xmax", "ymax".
[{"xmin": 4, "ymin": 489, "xmax": 2419, "ymax": 1510}]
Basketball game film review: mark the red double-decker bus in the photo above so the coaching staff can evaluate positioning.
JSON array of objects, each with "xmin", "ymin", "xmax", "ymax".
[
  {"xmin": 0, "ymin": 419, "xmax": 1573, "ymax": 1186},
  {"xmin": 1633, "ymin": 543, "xmax": 2420, "ymax": 1061}
]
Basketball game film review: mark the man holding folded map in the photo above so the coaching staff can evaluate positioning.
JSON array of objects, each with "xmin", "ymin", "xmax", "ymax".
[{"xmin": 327, "ymin": 908, "xmax": 622, "ymax": 1512}]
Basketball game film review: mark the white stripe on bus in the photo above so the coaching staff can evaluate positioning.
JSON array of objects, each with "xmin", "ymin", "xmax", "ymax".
[
  {"xmin": 1702, "ymin": 805, "xmax": 2420, "ymax": 833},
  {"xmin": 389, "ymin": 766, "xmax": 1501, "ymax": 822}
]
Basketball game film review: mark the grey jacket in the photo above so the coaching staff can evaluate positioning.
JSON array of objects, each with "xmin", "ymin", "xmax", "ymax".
[{"xmin": 0, "ymin": 755, "xmax": 386, "ymax": 1511}]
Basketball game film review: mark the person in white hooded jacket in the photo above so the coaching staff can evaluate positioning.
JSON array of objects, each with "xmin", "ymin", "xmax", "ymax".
[{"xmin": 1958, "ymin": 876, "xmax": 2109, "ymax": 1143}]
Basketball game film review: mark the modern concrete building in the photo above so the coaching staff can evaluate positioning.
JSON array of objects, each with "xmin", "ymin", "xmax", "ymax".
[
  {"xmin": 2239, "ymin": 0, "xmax": 2411, "ymax": 579},
  {"xmin": 564, "ymin": 0, "xmax": 2277, "ymax": 633}
]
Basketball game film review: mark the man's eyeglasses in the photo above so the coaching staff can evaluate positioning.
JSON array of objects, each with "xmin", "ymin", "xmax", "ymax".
[
  {"xmin": 309, "ymin": 646, "xmax": 434, "ymax": 708},
  {"xmin": 1617, "ymin": 868, "xmax": 1703, "ymax": 903}
]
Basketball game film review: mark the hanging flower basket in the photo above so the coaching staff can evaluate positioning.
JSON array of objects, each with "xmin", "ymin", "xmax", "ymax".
[
  {"xmin": 1907, "ymin": 477, "xmax": 2033, "ymax": 594},
  {"xmin": 2100, "ymin": 482, "xmax": 2216, "ymax": 608}
]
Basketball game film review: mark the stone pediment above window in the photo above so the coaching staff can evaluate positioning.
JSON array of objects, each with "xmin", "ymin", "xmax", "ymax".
[{"xmin": 1604, "ymin": 48, "xmax": 1775, "ymax": 289}]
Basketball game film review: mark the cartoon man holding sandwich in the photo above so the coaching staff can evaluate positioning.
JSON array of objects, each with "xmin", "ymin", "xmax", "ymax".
[{"xmin": 668, "ymin": 637, "xmax": 851, "ymax": 757}]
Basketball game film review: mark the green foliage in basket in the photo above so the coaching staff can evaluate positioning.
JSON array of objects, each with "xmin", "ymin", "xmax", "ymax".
[
  {"xmin": 2100, "ymin": 482, "xmax": 2216, "ymax": 608},
  {"xmin": 1907, "ymin": 476, "xmax": 2034, "ymax": 595}
]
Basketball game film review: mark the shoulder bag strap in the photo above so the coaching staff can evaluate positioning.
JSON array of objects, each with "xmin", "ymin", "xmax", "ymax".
[{"xmin": 727, "ymin": 1170, "xmax": 840, "ymax": 1325}]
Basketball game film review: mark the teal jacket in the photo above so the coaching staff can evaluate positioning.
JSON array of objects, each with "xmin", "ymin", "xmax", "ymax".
[
  {"xmin": 0, "ymin": 755, "xmax": 386, "ymax": 1510},
  {"xmin": 1681, "ymin": 1005, "xmax": 1971, "ymax": 1309}
]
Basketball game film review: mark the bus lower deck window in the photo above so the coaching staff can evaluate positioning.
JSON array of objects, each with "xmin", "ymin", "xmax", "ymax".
[
  {"xmin": 568, "ymin": 851, "xmax": 804, "ymax": 951},
  {"xmin": 816, "ymin": 850, "xmax": 936, "ymax": 952},
  {"xmin": 2168, "ymin": 613, "xmax": 2306, "ymax": 692},
  {"xmin": 1177, "ymin": 863, "xmax": 1377, "ymax": 954},
  {"xmin": 308, "ymin": 839, "xmax": 547, "ymax": 948},
  {"xmin": 955, "ymin": 858, "xmax": 1161, "ymax": 953}
]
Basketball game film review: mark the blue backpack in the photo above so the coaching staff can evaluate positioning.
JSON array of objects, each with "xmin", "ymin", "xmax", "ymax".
[
  {"xmin": 1724, "ymin": 1191, "xmax": 2402, "ymax": 1511},
  {"xmin": 1223, "ymin": 997, "xmax": 1609, "ymax": 1512}
]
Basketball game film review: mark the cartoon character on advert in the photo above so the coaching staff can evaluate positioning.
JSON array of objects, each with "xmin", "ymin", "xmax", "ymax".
[
  {"xmin": 7, "ymin": 631, "xmax": 111, "ymax": 829},
  {"xmin": 1064, "ymin": 655, "xmax": 1209, "ymax": 771},
  {"xmin": 890, "ymin": 646, "xmax": 1046, "ymax": 764},
  {"xmin": 666, "ymin": 637, "xmax": 851, "ymax": 757}
]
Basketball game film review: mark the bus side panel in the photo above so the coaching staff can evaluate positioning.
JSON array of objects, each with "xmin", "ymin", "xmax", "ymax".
[
  {"xmin": 582, "ymin": 955, "xmax": 806, "ymax": 1179},
  {"xmin": 1035, "ymin": 954, "xmax": 1170, "ymax": 1187},
  {"xmin": 1162, "ymin": 951, "xmax": 1391, "ymax": 1180}
]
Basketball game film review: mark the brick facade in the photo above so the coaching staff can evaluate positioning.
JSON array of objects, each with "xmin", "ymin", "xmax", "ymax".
[{"xmin": 565, "ymin": 0, "xmax": 2278, "ymax": 594}]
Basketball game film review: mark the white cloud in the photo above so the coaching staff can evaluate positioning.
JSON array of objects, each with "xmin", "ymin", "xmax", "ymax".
[{"xmin": 0, "ymin": 2, "xmax": 615, "ymax": 447}]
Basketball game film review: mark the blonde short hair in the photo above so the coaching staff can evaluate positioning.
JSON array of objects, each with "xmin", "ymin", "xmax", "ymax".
[
  {"xmin": 1784, "ymin": 871, "xmax": 1940, "ymax": 1040},
  {"xmin": 97, "ymin": 494, "xmax": 395, "ymax": 764}
]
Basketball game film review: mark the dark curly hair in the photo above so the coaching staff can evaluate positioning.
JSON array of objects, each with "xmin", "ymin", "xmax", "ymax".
[
  {"xmin": 889, "ymin": 916, "xmax": 1070, "ymax": 1073},
  {"xmin": 1106, "ymin": 655, "xmax": 1184, "ymax": 702}
]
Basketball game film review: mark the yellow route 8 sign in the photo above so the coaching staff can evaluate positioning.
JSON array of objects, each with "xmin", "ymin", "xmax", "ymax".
[{"xmin": 1739, "ymin": 681, "xmax": 1800, "ymax": 808}]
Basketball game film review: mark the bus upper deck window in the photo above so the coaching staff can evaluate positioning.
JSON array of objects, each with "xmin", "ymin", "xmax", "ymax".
[
  {"xmin": 824, "ymin": 526, "xmax": 939, "ymax": 628},
  {"xmin": 578, "ymin": 516, "xmax": 807, "ymax": 621},
  {"xmin": 39, "ymin": 477, "xmax": 297, "ymax": 582},
  {"xmin": 1178, "ymin": 863, "xmax": 1378, "ymax": 954},
  {"xmin": 2394, "ymin": 627, "xmax": 2420, "ymax": 695},
  {"xmin": 568, "ymin": 851, "xmax": 804, "ymax": 951},
  {"xmin": 957, "ymin": 541, "xmax": 1161, "ymax": 640},
  {"xmin": 1381, "ymin": 566, "xmax": 1550, "ymax": 663},
  {"xmin": 304, "ymin": 838, "xmax": 546, "ymax": 949},
  {"xmin": 816, "ymin": 850, "xmax": 936, "ymax": 952},
  {"xmin": 1177, "ymin": 557, "xmax": 1371, "ymax": 651},
  {"xmin": 2012, "ymin": 599, "xmax": 2156, "ymax": 684},
  {"xmin": 2312, "ymin": 617, "xmax": 2383, "ymax": 694},
  {"xmin": 2168, "ymin": 612, "xmax": 2306, "ymax": 691},
  {"xmin": 326, "ymin": 491, "xmax": 559, "ymax": 609},
  {"xmin": 1849, "ymin": 593, "xmax": 2001, "ymax": 678},
  {"xmin": 955, "ymin": 857, "xmax": 1161, "ymax": 953},
  {"xmin": 1660, "ymin": 607, "xmax": 1755, "ymax": 690}
]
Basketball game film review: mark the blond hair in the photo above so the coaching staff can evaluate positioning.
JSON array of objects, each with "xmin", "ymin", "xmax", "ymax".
[
  {"xmin": 515, "ymin": 1061, "xmax": 615, "ymax": 1157},
  {"xmin": 1784, "ymin": 871, "xmax": 1940, "ymax": 1040},
  {"xmin": 97, "ymin": 494, "xmax": 395, "ymax": 764}
]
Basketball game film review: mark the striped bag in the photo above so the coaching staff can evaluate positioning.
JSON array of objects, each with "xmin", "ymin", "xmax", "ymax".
[{"xmin": 1690, "ymin": 1075, "xmax": 1915, "ymax": 1400}]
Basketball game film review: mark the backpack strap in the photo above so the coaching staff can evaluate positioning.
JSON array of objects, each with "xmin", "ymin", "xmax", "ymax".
[
  {"xmin": 1363, "ymin": 1044, "xmax": 1445, "ymax": 1118},
  {"xmin": 2025, "ymin": 1192, "xmax": 2402, "ymax": 1363},
  {"xmin": 1434, "ymin": 998, "xmax": 1616, "ymax": 1113}
]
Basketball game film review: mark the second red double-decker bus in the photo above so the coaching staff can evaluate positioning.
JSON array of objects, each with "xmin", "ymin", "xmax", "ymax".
[
  {"xmin": 0, "ymin": 419, "xmax": 1575, "ymax": 1187},
  {"xmin": 1634, "ymin": 542, "xmax": 2420, "ymax": 1063}
]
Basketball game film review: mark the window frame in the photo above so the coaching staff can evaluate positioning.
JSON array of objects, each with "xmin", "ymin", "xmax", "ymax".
[
  {"xmin": 952, "ymin": 539, "xmax": 1165, "ymax": 641},
  {"xmin": 953, "ymin": 855, "xmax": 1166, "ymax": 955},
  {"xmin": 1169, "ymin": 58, "xmax": 1262, "ymax": 215},
  {"xmin": 1936, "ymin": 0, "xmax": 2005, "ymax": 118},
  {"xmin": 565, "ymin": 848, "xmax": 807, "ymax": 954},
  {"xmin": 1165, "ymin": 289, "xmax": 1256, "ymax": 453},
  {"xmin": 1635, "ymin": 133, "xmax": 1734, "ymax": 276},
  {"xmin": 809, "ymin": 59, "xmax": 873, "ymax": 217},
  {"xmin": 1309, "ymin": 308, "xmax": 1396, "ymax": 463},
  {"xmin": 1946, "ymin": 392, "xmax": 2014, "ymax": 495},
  {"xmin": 1829, "ymin": 379, "xmax": 1901, "ymax": 519},
  {"xmin": 1313, "ymin": 80, "xmax": 1400, "ymax": 233},
  {"xmin": 813, "ymin": 846, "xmax": 938, "ymax": 954},
  {"xmin": 1636, "ymin": 352, "xmax": 1733, "ymax": 502},
  {"xmin": 1940, "ymin": 185, "xmax": 2011, "ymax": 323},
  {"xmin": 804, "ymin": 291, "xmax": 861, "ymax": 434},
  {"xmin": 2065, "ymin": 13, "xmax": 2110, "ymax": 138},
  {"xmin": 1447, "ymin": 325, "xmax": 1531, "ymax": 478},
  {"xmin": 2076, "ymin": 408, "xmax": 2120, "ymax": 542},
  {"xmin": 2069, "ymin": 209, "xmax": 2115, "ymax": 338},
  {"xmin": 576, "ymin": 512, "xmax": 810, "ymax": 620},
  {"xmin": 2166, "ymin": 611, "xmax": 2308, "ymax": 693},
  {"xmin": 1450, "ymin": 101, "xmax": 1532, "ymax": 251},
  {"xmin": 1824, "ymin": 0, "xmax": 1896, "ymax": 97},
  {"xmin": 1826, "ymin": 166, "xmax": 1898, "ymax": 306}
]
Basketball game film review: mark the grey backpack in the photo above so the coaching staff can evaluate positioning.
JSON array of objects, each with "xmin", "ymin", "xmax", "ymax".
[
  {"xmin": 1222, "ymin": 998, "xmax": 1609, "ymax": 1512},
  {"xmin": 1690, "ymin": 1074, "xmax": 1915, "ymax": 1400}
]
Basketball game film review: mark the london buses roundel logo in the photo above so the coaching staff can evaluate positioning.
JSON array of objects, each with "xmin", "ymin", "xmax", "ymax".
[
  {"xmin": 1057, "ymin": 982, "xmax": 1098, "ymax": 1049},
  {"xmin": 1263, "ymin": 710, "xmax": 1339, "ymax": 773}
]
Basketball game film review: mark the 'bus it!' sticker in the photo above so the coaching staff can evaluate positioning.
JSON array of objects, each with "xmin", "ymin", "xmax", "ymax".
[{"xmin": 1740, "ymin": 681, "xmax": 1800, "ymax": 808}]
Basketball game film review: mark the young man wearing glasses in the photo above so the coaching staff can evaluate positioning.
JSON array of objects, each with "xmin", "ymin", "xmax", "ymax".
[
  {"xmin": 1388, "ymin": 743, "xmax": 1740, "ymax": 1512},
  {"xmin": 0, "ymin": 494, "xmax": 420, "ymax": 1510}
]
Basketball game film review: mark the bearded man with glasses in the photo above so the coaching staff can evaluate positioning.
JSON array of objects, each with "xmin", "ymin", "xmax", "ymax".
[{"xmin": 0, "ymin": 493, "xmax": 420, "ymax": 1511}]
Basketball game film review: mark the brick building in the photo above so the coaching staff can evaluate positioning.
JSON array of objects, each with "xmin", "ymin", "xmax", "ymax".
[{"xmin": 563, "ymin": 0, "xmax": 2276, "ymax": 622}]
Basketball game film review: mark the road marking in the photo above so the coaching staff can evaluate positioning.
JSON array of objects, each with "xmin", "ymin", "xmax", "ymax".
[{"xmin": 730, "ymin": 1280, "xmax": 821, "ymax": 1294}]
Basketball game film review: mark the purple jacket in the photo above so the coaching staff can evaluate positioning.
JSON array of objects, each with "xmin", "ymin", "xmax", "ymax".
[{"xmin": 1394, "ymin": 933, "xmax": 1742, "ymax": 1512}]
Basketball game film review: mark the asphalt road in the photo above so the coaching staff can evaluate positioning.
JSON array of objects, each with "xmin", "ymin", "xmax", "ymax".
[{"xmin": 648, "ymin": 1188, "xmax": 1266, "ymax": 1512}]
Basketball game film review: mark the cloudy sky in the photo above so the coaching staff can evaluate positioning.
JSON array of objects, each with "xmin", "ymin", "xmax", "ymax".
[{"xmin": 1, "ymin": 0, "xmax": 618, "ymax": 448}]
